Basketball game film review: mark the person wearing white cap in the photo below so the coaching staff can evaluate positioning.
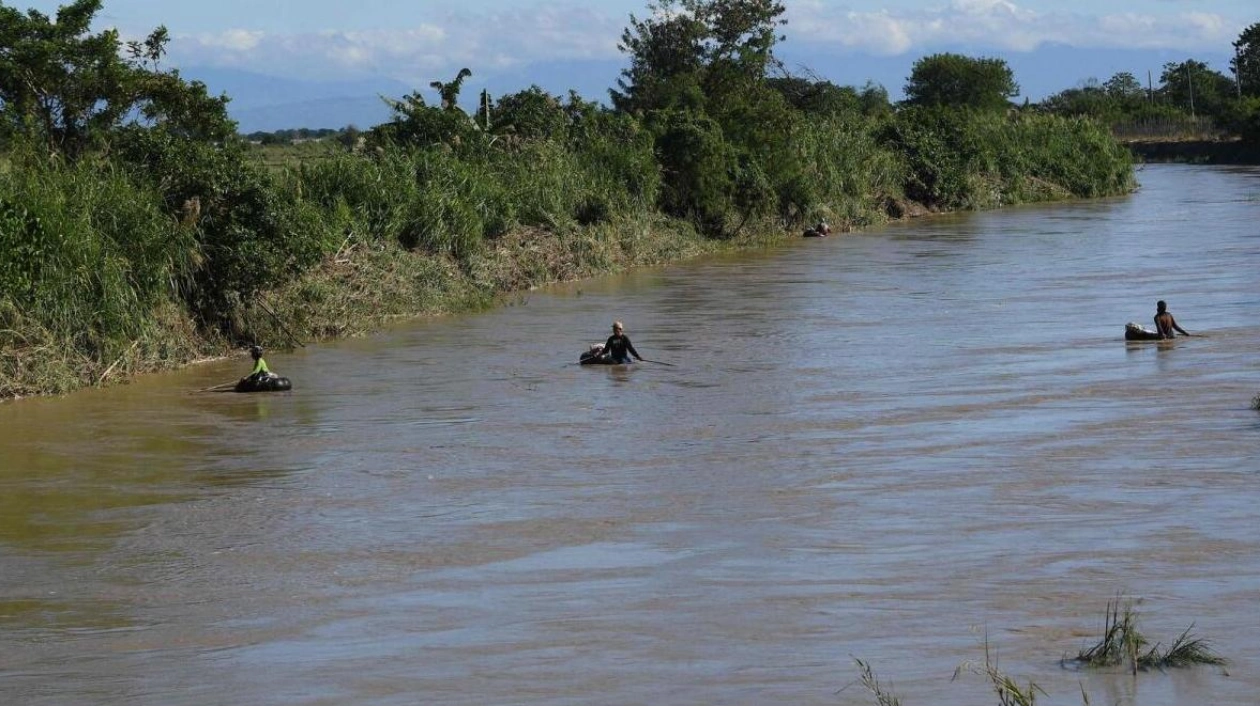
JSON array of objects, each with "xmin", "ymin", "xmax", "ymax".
[{"xmin": 601, "ymin": 321, "xmax": 642, "ymax": 364}]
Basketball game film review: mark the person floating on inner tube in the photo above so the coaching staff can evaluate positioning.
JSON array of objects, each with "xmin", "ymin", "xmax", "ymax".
[
  {"xmin": 1153, "ymin": 300, "xmax": 1191, "ymax": 339},
  {"xmin": 803, "ymin": 221, "xmax": 832, "ymax": 238},
  {"xmin": 602, "ymin": 321, "xmax": 642, "ymax": 364},
  {"xmin": 245, "ymin": 345, "xmax": 278, "ymax": 383}
]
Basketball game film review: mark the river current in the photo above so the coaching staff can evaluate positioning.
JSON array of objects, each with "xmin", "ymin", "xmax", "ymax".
[{"xmin": 1, "ymin": 164, "xmax": 1258, "ymax": 705}]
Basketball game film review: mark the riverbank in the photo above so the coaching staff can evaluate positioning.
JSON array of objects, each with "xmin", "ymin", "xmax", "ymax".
[
  {"xmin": 0, "ymin": 177, "xmax": 1125, "ymax": 403},
  {"xmin": 1126, "ymin": 137, "xmax": 1260, "ymax": 164},
  {"xmin": 2, "ymin": 109, "xmax": 1137, "ymax": 402},
  {"xmin": 163, "ymin": 206, "xmax": 915, "ymax": 385},
  {"xmin": 0, "ymin": 198, "xmax": 931, "ymax": 402}
]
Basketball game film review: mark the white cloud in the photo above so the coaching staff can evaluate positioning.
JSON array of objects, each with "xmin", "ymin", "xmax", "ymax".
[
  {"xmin": 785, "ymin": 0, "xmax": 1242, "ymax": 55},
  {"xmin": 158, "ymin": 0, "xmax": 1246, "ymax": 87},
  {"xmin": 194, "ymin": 29, "xmax": 264, "ymax": 52},
  {"xmin": 166, "ymin": 6, "xmax": 622, "ymax": 84}
]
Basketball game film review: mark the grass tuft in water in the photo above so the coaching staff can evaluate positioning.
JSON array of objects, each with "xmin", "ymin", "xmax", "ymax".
[
  {"xmin": 1069, "ymin": 597, "xmax": 1226, "ymax": 674},
  {"xmin": 954, "ymin": 634, "xmax": 1046, "ymax": 706},
  {"xmin": 847, "ymin": 657, "xmax": 901, "ymax": 706},
  {"xmin": 1148, "ymin": 626, "xmax": 1229, "ymax": 669}
]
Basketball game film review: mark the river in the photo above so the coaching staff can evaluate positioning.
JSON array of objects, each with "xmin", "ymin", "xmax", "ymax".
[{"xmin": 1, "ymin": 164, "xmax": 1258, "ymax": 705}]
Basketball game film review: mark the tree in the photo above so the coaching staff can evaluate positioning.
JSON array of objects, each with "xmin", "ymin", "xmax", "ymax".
[
  {"xmin": 858, "ymin": 81, "xmax": 893, "ymax": 118},
  {"xmin": 610, "ymin": 0, "xmax": 793, "ymax": 238},
  {"xmin": 369, "ymin": 83, "xmax": 483, "ymax": 152},
  {"xmin": 0, "ymin": 0, "xmax": 233, "ymax": 159},
  {"xmin": 429, "ymin": 67, "xmax": 472, "ymax": 111},
  {"xmin": 767, "ymin": 75, "xmax": 861, "ymax": 116},
  {"xmin": 1232, "ymin": 22, "xmax": 1260, "ymax": 98},
  {"xmin": 1158, "ymin": 59, "xmax": 1234, "ymax": 120},
  {"xmin": 902, "ymin": 53, "xmax": 1019, "ymax": 112},
  {"xmin": 1103, "ymin": 72, "xmax": 1142, "ymax": 100},
  {"xmin": 489, "ymin": 85, "xmax": 568, "ymax": 142},
  {"xmin": 611, "ymin": 0, "xmax": 786, "ymax": 115},
  {"xmin": 1038, "ymin": 80, "xmax": 1111, "ymax": 119}
]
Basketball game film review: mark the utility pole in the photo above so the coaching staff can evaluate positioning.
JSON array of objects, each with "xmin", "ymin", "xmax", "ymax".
[{"xmin": 1186, "ymin": 63, "xmax": 1195, "ymax": 118}]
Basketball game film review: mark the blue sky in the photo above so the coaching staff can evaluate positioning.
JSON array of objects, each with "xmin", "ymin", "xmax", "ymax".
[{"xmin": 17, "ymin": 0, "xmax": 1253, "ymax": 83}]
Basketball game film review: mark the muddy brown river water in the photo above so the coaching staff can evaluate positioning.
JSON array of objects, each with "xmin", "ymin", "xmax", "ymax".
[{"xmin": 2, "ymin": 164, "xmax": 1259, "ymax": 704}]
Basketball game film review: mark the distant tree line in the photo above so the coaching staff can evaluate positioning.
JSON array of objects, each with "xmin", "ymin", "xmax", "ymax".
[
  {"xmin": 245, "ymin": 127, "xmax": 342, "ymax": 145},
  {"xmin": 1035, "ymin": 22, "xmax": 1260, "ymax": 143}
]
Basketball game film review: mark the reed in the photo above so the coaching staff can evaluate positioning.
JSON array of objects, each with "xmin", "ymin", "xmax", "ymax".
[
  {"xmin": 1069, "ymin": 597, "xmax": 1226, "ymax": 673},
  {"xmin": 849, "ymin": 658, "xmax": 901, "ymax": 706},
  {"xmin": 1145, "ymin": 625, "xmax": 1228, "ymax": 669},
  {"xmin": 953, "ymin": 635, "xmax": 1046, "ymax": 706},
  {"xmin": 791, "ymin": 114, "xmax": 906, "ymax": 228},
  {"xmin": 0, "ymin": 149, "xmax": 205, "ymax": 393}
]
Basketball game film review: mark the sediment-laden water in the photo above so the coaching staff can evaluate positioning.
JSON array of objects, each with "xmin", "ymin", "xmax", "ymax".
[{"xmin": 2, "ymin": 164, "xmax": 1258, "ymax": 704}]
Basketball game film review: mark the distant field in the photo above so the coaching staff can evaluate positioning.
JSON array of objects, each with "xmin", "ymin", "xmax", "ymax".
[{"xmin": 247, "ymin": 139, "xmax": 345, "ymax": 171}]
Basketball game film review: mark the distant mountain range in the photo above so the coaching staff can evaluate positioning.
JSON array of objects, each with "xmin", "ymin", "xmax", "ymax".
[{"xmin": 185, "ymin": 44, "xmax": 1234, "ymax": 134}]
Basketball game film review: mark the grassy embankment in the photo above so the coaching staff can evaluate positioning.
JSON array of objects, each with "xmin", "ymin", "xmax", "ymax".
[{"xmin": 1, "ymin": 110, "xmax": 1135, "ymax": 399}]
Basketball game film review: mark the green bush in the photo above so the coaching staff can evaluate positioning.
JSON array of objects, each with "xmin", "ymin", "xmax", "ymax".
[
  {"xmin": 649, "ymin": 109, "xmax": 740, "ymax": 236},
  {"xmin": 878, "ymin": 107, "xmax": 1134, "ymax": 210}
]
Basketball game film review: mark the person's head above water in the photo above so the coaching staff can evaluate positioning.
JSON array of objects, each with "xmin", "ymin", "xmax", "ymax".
[{"xmin": 1157, "ymin": 300, "xmax": 1167, "ymax": 313}]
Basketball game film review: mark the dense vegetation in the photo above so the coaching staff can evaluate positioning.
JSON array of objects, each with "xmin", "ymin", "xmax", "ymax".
[
  {"xmin": 1, "ymin": 0, "xmax": 1141, "ymax": 398},
  {"xmin": 1036, "ymin": 21, "xmax": 1260, "ymax": 143}
]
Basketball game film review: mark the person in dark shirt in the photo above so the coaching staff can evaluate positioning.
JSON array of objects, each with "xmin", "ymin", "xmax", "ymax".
[
  {"xmin": 602, "ymin": 321, "xmax": 642, "ymax": 364},
  {"xmin": 1154, "ymin": 300, "xmax": 1191, "ymax": 339}
]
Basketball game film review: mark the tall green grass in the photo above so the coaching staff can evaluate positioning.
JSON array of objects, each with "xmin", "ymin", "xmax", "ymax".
[
  {"xmin": 0, "ymin": 149, "xmax": 201, "ymax": 395},
  {"xmin": 878, "ymin": 108, "xmax": 1136, "ymax": 211},
  {"xmin": 790, "ymin": 114, "xmax": 906, "ymax": 227},
  {"xmin": 2, "ymin": 100, "xmax": 1137, "ymax": 398}
]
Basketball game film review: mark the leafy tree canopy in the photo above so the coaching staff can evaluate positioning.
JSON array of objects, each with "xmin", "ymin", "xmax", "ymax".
[
  {"xmin": 1232, "ymin": 22, "xmax": 1260, "ymax": 98},
  {"xmin": 768, "ymin": 76, "xmax": 861, "ymax": 116},
  {"xmin": 1158, "ymin": 59, "xmax": 1235, "ymax": 117},
  {"xmin": 488, "ymin": 85, "xmax": 568, "ymax": 143},
  {"xmin": 611, "ymin": 0, "xmax": 786, "ymax": 115},
  {"xmin": 902, "ymin": 53, "xmax": 1019, "ymax": 112},
  {"xmin": 0, "ymin": 0, "xmax": 234, "ymax": 159},
  {"xmin": 370, "ymin": 69, "xmax": 483, "ymax": 152}
]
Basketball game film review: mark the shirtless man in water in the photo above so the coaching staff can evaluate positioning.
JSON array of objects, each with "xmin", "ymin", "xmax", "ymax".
[{"xmin": 1154, "ymin": 300, "xmax": 1191, "ymax": 339}]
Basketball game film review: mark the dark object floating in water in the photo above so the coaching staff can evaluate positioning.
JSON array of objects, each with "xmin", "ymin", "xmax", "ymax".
[
  {"xmin": 1124, "ymin": 322, "xmax": 1165, "ymax": 341},
  {"xmin": 234, "ymin": 376, "xmax": 293, "ymax": 392},
  {"xmin": 578, "ymin": 345, "xmax": 632, "ymax": 366},
  {"xmin": 803, "ymin": 222, "xmax": 833, "ymax": 238}
]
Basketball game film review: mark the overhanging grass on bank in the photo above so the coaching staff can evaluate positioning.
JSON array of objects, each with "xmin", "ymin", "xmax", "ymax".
[{"xmin": 2, "ymin": 109, "xmax": 1135, "ymax": 399}]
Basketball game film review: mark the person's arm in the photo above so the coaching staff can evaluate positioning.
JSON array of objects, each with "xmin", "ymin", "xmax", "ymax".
[
  {"xmin": 626, "ymin": 338, "xmax": 642, "ymax": 361},
  {"xmin": 1171, "ymin": 317, "xmax": 1190, "ymax": 336}
]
